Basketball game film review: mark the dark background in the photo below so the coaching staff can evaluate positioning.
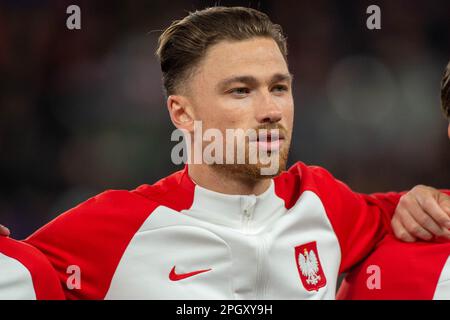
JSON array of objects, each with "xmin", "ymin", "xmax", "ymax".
[{"xmin": 0, "ymin": 0, "xmax": 449, "ymax": 239}]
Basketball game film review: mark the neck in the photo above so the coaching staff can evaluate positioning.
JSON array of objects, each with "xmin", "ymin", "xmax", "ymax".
[{"xmin": 187, "ymin": 164, "xmax": 272, "ymax": 196}]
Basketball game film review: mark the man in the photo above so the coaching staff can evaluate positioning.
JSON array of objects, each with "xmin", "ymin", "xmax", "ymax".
[
  {"xmin": 337, "ymin": 62, "xmax": 450, "ymax": 300},
  {"xmin": 1, "ymin": 6, "xmax": 450, "ymax": 299},
  {"xmin": 0, "ymin": 236, "xmax": 64, "ymax": 300}
]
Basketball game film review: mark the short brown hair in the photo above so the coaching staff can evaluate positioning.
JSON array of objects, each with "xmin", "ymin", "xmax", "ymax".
[
  {"xmin": 156, "ymin": 6, "xmax": 288, "ymax": 96},
  {"xmin": 442, "ymin": 61, "xmax": 450, "ymax": 120}
]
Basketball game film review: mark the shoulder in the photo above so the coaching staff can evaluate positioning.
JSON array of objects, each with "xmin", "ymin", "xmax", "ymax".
[
  {"xmin": 23, "ymin": 189, "xmax": 155, "ymax": 299},
  {"xmin": 273, "ymin": 161, "xmax": 338, "ymax": 209},
  {"xmin": 25, "ymin": 189, "xmax": 159, "ymax": 242},
  {"xmin": 23, "ymin": 168, "xmax": 193, "ymax": 299},
  {"xmin": 29, "ymin": 168, "xmax": 194, "ymax": 239},
  {"xmin": 275, "ymin": 161, "xmax": 334, "ymax": 182},
  {"xmin": 275, "ymin": 161, "xmax": 345, "ymax": 193},
  {"xmin": 133, "ymin": 167, "xmax": 195, "ymax": 211}
]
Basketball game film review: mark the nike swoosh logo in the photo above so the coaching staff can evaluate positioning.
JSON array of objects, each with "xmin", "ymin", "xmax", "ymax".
[{"xmin": 169, "ymin": 266, "xmax": 212, "ymax": 281}]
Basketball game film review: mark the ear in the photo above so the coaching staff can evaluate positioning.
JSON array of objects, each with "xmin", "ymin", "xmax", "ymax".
[
  {"xmin": 447, "ymin": 123, "xmax": 450, "ymax": 140},
  {"xmin": 167, "ymin": 95, "xmax": 195, "ymax": 133}
]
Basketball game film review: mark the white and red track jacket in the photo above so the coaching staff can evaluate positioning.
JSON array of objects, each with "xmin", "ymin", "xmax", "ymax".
[
  {"xmin": 0, "ymin": 237, "xmax": 64, "ymax": 299},
  {"xmin": 24, "ymin": 162, "xmax": 403, "ymax": 299},
  {"xmin": 337, "ymin": 234, "xmax": 450, "ymax": 300}
]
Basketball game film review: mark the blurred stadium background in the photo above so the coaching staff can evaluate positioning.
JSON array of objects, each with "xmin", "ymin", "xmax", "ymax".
[{"xmin": 0, "ymin": 0, "xmax": 449, "ymax": 239}]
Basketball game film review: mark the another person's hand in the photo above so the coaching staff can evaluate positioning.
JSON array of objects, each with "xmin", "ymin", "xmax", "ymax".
[
  {"xmin": 392, "ymin": 185, "xmax": 450, "ymax": 242},
  {"xmin": 0, "ymin": 224, "xmax": 10, "ymax": 237}
]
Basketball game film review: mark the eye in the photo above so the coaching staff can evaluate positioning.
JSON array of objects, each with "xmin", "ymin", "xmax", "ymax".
[
  {"xmin": 229, "ymin": 87, "xmax": 250, "ymax": 96},
  {"xmin": 271, "ymin": 84, "xmax": 288, "ymax": 93}
]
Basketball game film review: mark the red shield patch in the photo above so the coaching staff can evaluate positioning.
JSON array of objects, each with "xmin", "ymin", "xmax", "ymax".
[{"xmin": 294, "ymin": 241, "xmax": 327, "ymax": 291}]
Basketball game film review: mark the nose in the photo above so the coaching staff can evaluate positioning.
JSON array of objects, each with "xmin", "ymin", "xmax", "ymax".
[{"xmin": 256, "ymin": 93, "xmax": 282, "ymax": 124}]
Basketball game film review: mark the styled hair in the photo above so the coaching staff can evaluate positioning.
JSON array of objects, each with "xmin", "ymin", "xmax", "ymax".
[
  {"xmin": 442, "ymin": 61, "xmax": 450, "ymax": 120},
  {"xmin": 156, "ymin": 6, "xmax": 288, "ymax": 96}
]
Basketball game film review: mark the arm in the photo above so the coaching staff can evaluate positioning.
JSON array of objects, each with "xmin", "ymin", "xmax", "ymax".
[
  {"xmin": 0, "ymin": 237, "xmax": 65, "ymax": 300},
  {"xmin": 311, "ymin": 169, "xmax": 395, "ymax": 273},
  {"xmin": 389, "ymin": 186, "xmax": 450, "ymax": 242}
]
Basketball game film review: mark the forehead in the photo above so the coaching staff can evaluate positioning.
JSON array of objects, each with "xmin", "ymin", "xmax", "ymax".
[{"xmin": 196, "ymin": 37, "xmax": 289, "ymax": 81}]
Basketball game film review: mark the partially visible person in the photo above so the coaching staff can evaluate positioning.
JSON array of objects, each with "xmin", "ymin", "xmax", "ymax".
[
  {"xmin": 0, "ymin": 236, "xmax": 65, "ymax": 300},
  {"xmin": 337, "ymin": 61, "xmax": 450, "ymax": 300}
]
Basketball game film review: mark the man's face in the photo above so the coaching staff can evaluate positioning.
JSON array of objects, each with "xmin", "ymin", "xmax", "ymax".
[{"xmin": 185, "ymin": 37, "xmax": 294, "ymax": 179}]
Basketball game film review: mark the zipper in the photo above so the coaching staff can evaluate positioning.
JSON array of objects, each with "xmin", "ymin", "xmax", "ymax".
[
  {"xmin": 255, "ymin": 234, "xmax": 268, "ymax": 299},
  {"xmin": 242, "ymin": 208, "xmax": 251, "ymax": 233}
]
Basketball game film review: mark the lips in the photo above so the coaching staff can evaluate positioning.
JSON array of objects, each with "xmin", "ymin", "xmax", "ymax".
[{"xmin": 250, "ymin": 131, "xmax": 285, "ymax": 152}]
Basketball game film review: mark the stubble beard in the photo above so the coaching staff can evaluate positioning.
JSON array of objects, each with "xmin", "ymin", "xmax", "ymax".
[{"xmin": 210, "ymin": 137, "xmax": 290, "ymax": 182}]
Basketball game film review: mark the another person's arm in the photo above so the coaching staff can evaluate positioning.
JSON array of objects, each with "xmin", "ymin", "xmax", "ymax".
[{"xmin": 0, "ymin": 237, "xmax": 65, "ymax": 300}]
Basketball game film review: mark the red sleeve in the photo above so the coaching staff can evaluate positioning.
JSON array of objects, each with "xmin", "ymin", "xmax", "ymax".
[
  {"xmin": 337, "ymin": 234, "xmax": 450, "ymax": 300},
  {"xmin": 296, "ymin": 163, "xmax": 403, "ymax": 273},
  {"xmin": 0, "ymin": 237, "xmax": 65, "ymax": 300},
  {"xmin": 23, "ymin": 190, "xmax": 159, "ymax": 300}
]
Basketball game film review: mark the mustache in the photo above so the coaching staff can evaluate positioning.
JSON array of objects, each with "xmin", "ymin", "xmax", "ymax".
[{"xmin": 252, "ymin": 123, "xmax": 288, "ymax": 138}]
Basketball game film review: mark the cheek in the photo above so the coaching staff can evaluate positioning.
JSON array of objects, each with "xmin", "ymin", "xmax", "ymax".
[
  {"xmin": 213, "ymin": 98, "xmax": 254, "ymax": 127},
  {"xmin": 199, "ymin": 102, "xmax": 249, "ymax": 131},
  {"xmin": 282, "ymin": 98, "xmax": 294, "ymax": 125}
]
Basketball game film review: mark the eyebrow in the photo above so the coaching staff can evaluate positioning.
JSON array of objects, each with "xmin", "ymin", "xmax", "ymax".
[{"xmin": 216, "ymin": 72, "xmax": 293, "ymax": 91}]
